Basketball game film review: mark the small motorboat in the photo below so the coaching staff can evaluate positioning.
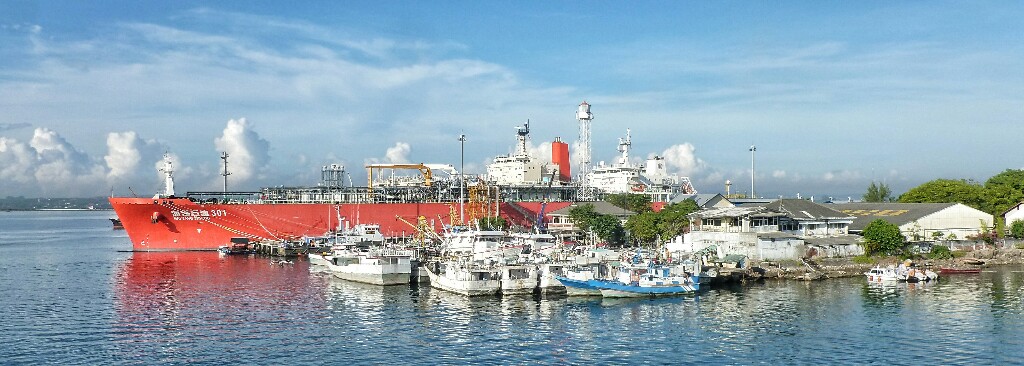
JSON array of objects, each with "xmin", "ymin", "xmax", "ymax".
[{"xmin": 963, "ymin": 258, "xmax": 985, "ymax": 265}]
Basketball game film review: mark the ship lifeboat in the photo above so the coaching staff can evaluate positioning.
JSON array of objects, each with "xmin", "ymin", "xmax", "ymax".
[{"xmin": 151, "ymin": 212, "xmax": 161, "ymax": 223}]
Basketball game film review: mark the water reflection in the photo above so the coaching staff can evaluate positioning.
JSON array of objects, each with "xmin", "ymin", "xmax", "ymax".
[
  {"xmin": 113, "ymin": 252, "xmax": 325, "ymax": 363},
  {"xmin": 110, "ymin": 253, "xmax": 1024, "ymax": 364}
]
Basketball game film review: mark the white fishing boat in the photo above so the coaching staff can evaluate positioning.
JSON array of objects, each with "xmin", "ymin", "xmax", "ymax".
[
  {"xmin": 337, "ymin": 223, "xmax": 386, "ymax": 246},
  {"xmin": 442, "ymin": 228, "xmax": 519, "ymax": 261},
  {"xmin": 511, "ymin": 232, "xmax": 558, "ymax": 257},
  {"xmin": 324, "ymin": 247, "xmax": 414, "ymax": 286},
  {"xmin": 307, "ymin": 252, "xmax": 333, "ymax": 266},
  {"xmin": 424, "ymin": 260, "xmax": 500, "ymax": 296},
  {"xmin": 498, "ymin": 264, "xmax": 538, "ymax": 295},
  {"xmin": 864, "ymin": 266, "xmax": 900, "ymax": 282},
  {"xmin": 536, "ymin": 263, "xmax": 567, "ymax": 295}
]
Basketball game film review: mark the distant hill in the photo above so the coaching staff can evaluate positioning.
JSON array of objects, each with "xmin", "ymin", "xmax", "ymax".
[{"xmin": 0, "ymin": 196, "xmax": 113, "ymax": 211}]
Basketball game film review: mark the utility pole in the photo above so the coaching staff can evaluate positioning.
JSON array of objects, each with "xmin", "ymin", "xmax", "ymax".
[
  {"xmin": 221, "ymin": 152, "xmax": 231, "ymax": 193},
  {"xmin": 458, "ymin": 134, "xmax": 466, "ymax": 226},
  {"xmin": 749, "ymin": 145, "xmax": 756, "ymax": 198}
]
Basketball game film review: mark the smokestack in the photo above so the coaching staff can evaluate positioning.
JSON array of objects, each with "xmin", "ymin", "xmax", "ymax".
[{"xmin": 551, "ymin": 137, "xmax": 571, "ymax": 182}]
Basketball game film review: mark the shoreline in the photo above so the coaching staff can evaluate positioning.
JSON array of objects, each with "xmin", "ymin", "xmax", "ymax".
[{"xmin": 747, "ymin": 247, "xmax": 1024, "ymax": 281}]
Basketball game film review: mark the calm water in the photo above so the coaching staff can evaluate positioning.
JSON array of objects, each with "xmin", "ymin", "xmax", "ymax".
[{"xmin": 2, "ymin": 211, "xmax": 1023, "ymax": 365}]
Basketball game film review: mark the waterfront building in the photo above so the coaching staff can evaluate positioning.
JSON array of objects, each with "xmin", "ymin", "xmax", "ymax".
[
  {"xmin": 546, "ymin": 201, "xmax": 636, "ymax": 242},
  {"xmin": 836, "ymin": 202, "xmax": 994, "ymax": 242},
  {"xmin": 670, "ymin": 199, "xmax": 858, "ymax": 261},
  {"xmin": 1002, "ymin": 201, "xmax": 1024, "ymax": 229}
]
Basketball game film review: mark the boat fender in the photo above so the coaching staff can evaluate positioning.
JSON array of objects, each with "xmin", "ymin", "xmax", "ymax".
[{"xmin": 151, "ymin": 212, "xmax": 161, "ymax": 223}]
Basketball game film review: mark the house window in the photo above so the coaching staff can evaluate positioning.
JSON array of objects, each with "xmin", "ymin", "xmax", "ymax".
[
  {"xmin": 702, "ymin": 218, "xmax": 721, "ymax": 226},
  {"xmin": 752, "ymin": 218, "xmax": 770, "ymax": 227}
]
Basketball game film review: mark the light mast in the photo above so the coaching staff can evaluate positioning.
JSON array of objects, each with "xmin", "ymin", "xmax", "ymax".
[{"xmin": 576, "ymin": 101, "xmax": 593, "ymax": 200}]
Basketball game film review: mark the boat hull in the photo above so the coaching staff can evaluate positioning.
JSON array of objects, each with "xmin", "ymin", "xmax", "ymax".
[
  {"xmin": 424, "ymin": 265, "xmax": 500, "ymax": 297},
  {"xmin": 111, "ymin": 197, "xmax": 569, "ymax": 251},
  {"xmin": 553, "ymin": 276, "xmax": 602, "ymax": 296},
  {"xmin": 324, "ymin": 260, "xmax": 411, "ymax": 286},
  {"xmin": 589, "ymin": 278, "xmax": 700, "ymax": 298}
]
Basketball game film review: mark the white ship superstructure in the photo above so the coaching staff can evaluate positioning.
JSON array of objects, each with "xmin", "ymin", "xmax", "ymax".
[
  {"xmin": 589, "ymin": 129, "xmax": 696, "ymax": 201},
  {"xmin": 486, "ymin": 121, "xmax": 561, "ymax": 186}
]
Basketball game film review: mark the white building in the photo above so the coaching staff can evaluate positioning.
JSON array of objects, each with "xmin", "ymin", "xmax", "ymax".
[
  {"xmin": 1002, "ymin": 201, "xmax": 1024, "ymax": 228},
  {"xmin": 836, "ymin": 202, "xmax": 994, "ymax": 241},
  {"xmin": 669, "ymin": 199, "xmax": 858, "ymax": 261}
]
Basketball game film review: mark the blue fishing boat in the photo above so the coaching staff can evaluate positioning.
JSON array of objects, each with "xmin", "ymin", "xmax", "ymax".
[
  {"xmin": 557, "ymin": 270, "xmax": 602, "ymax": 297},
  {"xmin": 588, "ymin": 264, "xmax": 699, "ymax": 298}
]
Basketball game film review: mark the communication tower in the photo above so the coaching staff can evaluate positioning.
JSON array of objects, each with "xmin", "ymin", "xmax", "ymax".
[{"xmin": 576, "ymin": 101, "xmax": 594, "ymax": 200}]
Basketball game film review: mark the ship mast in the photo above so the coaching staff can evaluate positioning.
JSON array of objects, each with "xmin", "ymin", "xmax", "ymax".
[{"xmin": 156, "ymin": 153, "xmax": 175, "ymax": 198}]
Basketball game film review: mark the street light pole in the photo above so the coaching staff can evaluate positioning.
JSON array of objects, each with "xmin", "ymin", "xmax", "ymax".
[
  {"xmin": 749, "ymin": 145, "xmax": 756, "ymax": 199},
  {"xmin": 459, "ymin": 134, "xmax": 466, "ymax": 226}
]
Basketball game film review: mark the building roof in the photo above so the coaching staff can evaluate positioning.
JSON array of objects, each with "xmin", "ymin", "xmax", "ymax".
[
  {"xmin": 1001, "ymin": 201, "xmax": 1024, "ymax": 217},
  {"xmin": 830, "ymin": 202, "xmax": 959, "ymax": 231},
  {"xmin": 669, "ymin": 193, "xmax": 729, "ymax": 207},
  {"xmin": 547, "ymin": 201, "xmax": 637, "ymax": 217},
  {"xmin": 765, "ymin": 199, "xmax": 855, "ymax": 221},
  {"xmin": 689, "ymin": 206, "xmax": 783, "ymax": 219},
  {"xmin": 728, "ymin": 198, "xmax": 777, "ymax": 207}
]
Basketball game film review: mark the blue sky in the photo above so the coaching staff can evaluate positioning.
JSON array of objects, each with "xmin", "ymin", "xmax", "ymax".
[{"xmin": 1, "ymin": 1, "xmax": 1022, "ymax": 199}]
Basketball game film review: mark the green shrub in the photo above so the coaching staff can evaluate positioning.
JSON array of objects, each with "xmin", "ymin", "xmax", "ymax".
[
  {"xmin": 929, "ymin": 245, "xmax": 953, "ymax": 260},
  {"xmin": 852, "ymin": 255, "xmax": 875, "ymax": 264},
  {"xmin": 951, "ymin": 250, "xmax": 967, "ymax": 258},
  {"xmin": 1016, "ymin": 243, "xmax": 1024, "ymax": 250}
]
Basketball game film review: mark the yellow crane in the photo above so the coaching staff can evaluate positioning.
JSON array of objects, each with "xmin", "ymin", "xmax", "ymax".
[
  {"xmin": 365, "ymin": 163, "xmax": 434, "ymax": 194},
  {"xmin": 395, "ymin": 215, "xmax": 442, "ymax": 245}
]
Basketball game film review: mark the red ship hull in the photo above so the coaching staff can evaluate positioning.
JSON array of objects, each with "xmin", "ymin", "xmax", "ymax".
[{"xmin": 110, "ymin": 197, "xmax": 569, "ymax": 251}]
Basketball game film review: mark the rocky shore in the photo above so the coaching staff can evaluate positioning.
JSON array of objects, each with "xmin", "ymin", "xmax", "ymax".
[{"xmin": 746, "ymin": 247, "xmax": 1024, "ymax": 281}]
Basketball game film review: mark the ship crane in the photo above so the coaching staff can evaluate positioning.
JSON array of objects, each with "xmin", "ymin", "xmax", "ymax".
[{"xmin": 365, "ymin": 163, "xmax": 434, "ymax": 194}]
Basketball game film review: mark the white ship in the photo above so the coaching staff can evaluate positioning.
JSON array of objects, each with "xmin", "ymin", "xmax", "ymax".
[{"xmin": 588, "ymin": 129, "xmax": 695, "ymax": 202}]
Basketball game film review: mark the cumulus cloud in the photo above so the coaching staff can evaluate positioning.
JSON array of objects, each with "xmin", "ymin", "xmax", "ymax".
[
  {"xmin": 525, "ymin": 141, "xmax": 552, "ymax": 164},
  {"xmin": 213, "ymin": 118, "xmax": 271, "ymax": 184},
  {"xmin": 657, "ymin": 143, "xmax": 706, "ymax": 176},
  {"xmin": 385, "ymin": 142, "xmax": 411, "ymax": 163},
  {"xmin": 105, "ymin": 131, "xmax": 166, "ymax": 181},
  {"xmin": 0, "ymin": 128, "xmax": 107, "ymax": 196},
  {"xmin": 366, "ymin": 142, "xmax": 413, "ymax": 165}
]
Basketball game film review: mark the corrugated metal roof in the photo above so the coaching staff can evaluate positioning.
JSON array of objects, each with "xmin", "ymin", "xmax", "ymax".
[
  {"xmin": 765, "ymin": 199, "xmax": 855, "ymax": 221},
  {"xmin": 829, "ymin": 202, "xmax": 958, "ymax": 230}
]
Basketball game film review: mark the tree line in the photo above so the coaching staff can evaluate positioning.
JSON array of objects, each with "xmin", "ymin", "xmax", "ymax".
[{"xmin": 864, "ymin": 169, "xmax": 1024, "ymax": 217}]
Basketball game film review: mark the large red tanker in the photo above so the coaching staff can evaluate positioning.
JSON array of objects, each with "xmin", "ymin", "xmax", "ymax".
[{"xmin": 110, "ymin": 196, "xmax": 567, "ymax": 251}]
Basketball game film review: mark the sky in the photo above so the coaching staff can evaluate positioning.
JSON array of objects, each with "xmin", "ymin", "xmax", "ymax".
[{"xmin": 1, "ymin": 1, "xmax": 1022, "ymax": 200}]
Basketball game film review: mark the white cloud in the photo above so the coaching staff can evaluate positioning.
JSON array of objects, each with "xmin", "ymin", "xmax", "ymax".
[
  {"xmin": 772, "ymin": 170, "xmax": 787, "ymax": 179},
  {"xmin": 657, "ymin": 143, "xmax": 706, "ymax": 177},
  {"xmin": 105, "ymin": 131, "xmax": 165, "ymax": 181},
  {"xmin": 385, "ymin": 142, "xmax": 411, "ymax": 163},
  {"xmin": 213, "ymin": 118, "xmax": 271, "ymax": 184},
  {"xmin": 0, "ymin": 128, "xmax": 107, "ymax": 196}
]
